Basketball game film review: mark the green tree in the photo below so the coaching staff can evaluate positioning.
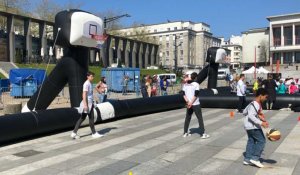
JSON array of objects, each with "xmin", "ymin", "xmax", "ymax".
[
  {"xmin": 259, "ymin": 40, "xmax": 269, "ymax": 65},
  {"xmin": 0, "ymin": 0, "xmax": 31, "ymax": 14},
  {"xmin": 33, "ymin": 0, "xmax": 84, "ymax": 21}
]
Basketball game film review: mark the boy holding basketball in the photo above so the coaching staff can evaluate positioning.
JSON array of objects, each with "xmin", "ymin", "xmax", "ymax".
[{"xmin": 243, "ymin": 88, "xmax": 269, "ymax": 168}]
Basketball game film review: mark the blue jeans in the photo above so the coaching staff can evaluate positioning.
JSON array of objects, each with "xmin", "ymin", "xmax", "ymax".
[
  {"xmin": 122, "ymin": 86, "xmax": 127, "ymax": 95},
  {"xmin": 244, "ymin": 129, "xmax": 266, "ymax": 161},
  {"xmin": 97, "ymin": 93, "xmax": 107, "ymax": 103},
  {"xmin": 161, "ymin": 90, "xmax": 167, "ymax": 96}
]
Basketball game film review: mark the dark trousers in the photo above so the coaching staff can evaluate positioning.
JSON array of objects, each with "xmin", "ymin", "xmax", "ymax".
[
  {"xmin": 238, "ymin": 96, "xmax": 246, "ymax": 112},
  {"xmin": 184, "ymin": 104, "xmax": 205, "ymax": 135},
  {"xmin": 73, "ymin": 105, "xmax": 96, "ymax": 134}
]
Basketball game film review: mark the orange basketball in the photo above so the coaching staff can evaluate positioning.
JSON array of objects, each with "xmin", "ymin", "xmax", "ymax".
[{"xmin": 266, "ymin": 129, "xmax": 281, "ymax": 141}]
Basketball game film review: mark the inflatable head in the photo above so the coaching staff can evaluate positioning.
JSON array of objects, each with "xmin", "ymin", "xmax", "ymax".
[
  {"xmin": 206, "ymin": 47, "xmax": 230, "ymax": 64},
  {"xmin": 54, "ymin": 9, "xmax": 104, "ymax": 48}
]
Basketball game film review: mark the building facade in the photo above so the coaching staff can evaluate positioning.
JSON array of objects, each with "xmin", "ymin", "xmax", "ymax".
[
  {"xmin": 267, "ymin": 13, "xmax": 300, "ymax": 66},
  {"xmin": 241, "ymin": 28, "xmax": 269, "ymax": 65},
  {"xmin": 221, "ymin": 35, "xmax": 243, "ymax": 69},
  {"xmin": 116, "ymin": 21, "xmax": 221, "ymax": 69}
]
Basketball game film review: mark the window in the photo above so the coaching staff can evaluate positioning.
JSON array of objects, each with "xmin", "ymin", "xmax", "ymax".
[
  {"xmin": 284, "ymin": 26, "xmax": 292, "ymax": 45},
  {"xmin": 167, "ymin": 28, "xmax": 170, "ymax": 31},
  {"xmin": 273, "ymin": 27, "xmax": 281, "ymax": 46},
  {"xmin": 154, "ymin": 29, "xmax": 157, "ymax": 32},
  {"xmin": 174, "ymin": 27, "xmax": 177, "ymax": 30},
  {"xmin": 166, "ymin": 51, "xmax": 169, "ymax": 56},
  {"xmin": 283, "ymin": 52, "xmax": 292, "ymax": 64},
  {"xmin": 166, "ymin": 43, "xmax": 169, "ymax": 48},
  {"xmin": 180, "ymin": 33, "xmax": 183, "ymax": 39},
  {"xmin": 272, "ymin": 52, "xmax": 281, "ymax": 64},
  {"xmin": 159, "ymin": 35, "xmax": 162, "ymax": 41},
  {"xmin": 166, "ymin": 35, "xmax": 169, "ymax": 41},
  {"xmin": 295, "ymin": 52, "xmax": 300, "ymax": 63},
  {"xmin": 296, "ymin": 25, "xmax": 300, "ymax": 45},
  {"xmin": 180, "ymin": 50, "xmax": 183, "ymax": 55}
]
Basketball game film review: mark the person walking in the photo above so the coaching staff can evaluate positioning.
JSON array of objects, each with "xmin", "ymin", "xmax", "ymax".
[
  {"xmin": 95, "ymin": 77, "xmax": 107, "ymax": 103},
  {"xmin": 145, "ymin": 75, "xmax": 152, "ymax": 97},
  {"xmin": 71, "ymin": 71, "xmax": 103, "ymax": 139},
  {"xmin": 261, "ymin": 75, "xmax": 277, "ymax": 110},
  {"xmin": 237, "ymin": 74, "xmax": 246, "ymax": 113},
  {"xmin": 160, "ymin": 76, "xmax": 169, "ymax": 96},
  {"xmin": 141, "ymin": 75, "xmax": 148, "ymax": 98},
  {"xmin": 182, "ymin": 72, "xmax": 210, "ymax": 139},
  {"xmin": 243, "ymin": 88, "xmax": 269, "ymax": 168},
  {"xmin": 122, "ymin": 75, "xmax": 129, "ymax": 95}
]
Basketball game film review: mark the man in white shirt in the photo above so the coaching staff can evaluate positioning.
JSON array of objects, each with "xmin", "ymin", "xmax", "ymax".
[
  {"xmin": 182, "ymin": 72, "xmax": 210, "ymax": 139},
  {"xmin": 237, "ymin": 74, "xmax": 246, "ymax": 113},
  {"xmin": 71, "ymin": 71, "xmax": 103, "ymax": 139}
]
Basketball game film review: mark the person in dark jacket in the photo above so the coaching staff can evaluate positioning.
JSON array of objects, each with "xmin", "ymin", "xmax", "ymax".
[
  {"xmin": 160, "ymin": 76, "xmax": 169, "ymax": 96},
  {"xmin": 261, "ymin": 75, "xmax": 277, "ymax": 110}
]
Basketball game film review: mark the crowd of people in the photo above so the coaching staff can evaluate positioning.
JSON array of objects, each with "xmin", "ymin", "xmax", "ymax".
[
  {"xmin": 230, "ymin": 73, "xmax": 299, "ymax": 111},
  {"xmin": 141, "ymin": 74, "xmax": 170, "ymax": 98}
]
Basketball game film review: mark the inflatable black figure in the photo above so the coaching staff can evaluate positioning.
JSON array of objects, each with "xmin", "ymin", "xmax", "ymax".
[{"xmin": 23, "ymin": 9, "xmax": 104, "ymax": 111}]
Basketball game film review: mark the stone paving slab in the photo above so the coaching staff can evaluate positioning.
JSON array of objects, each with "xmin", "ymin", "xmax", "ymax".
[{"xmin": 0, "ymin": 108, "xmax": 299, "ymax": 175}]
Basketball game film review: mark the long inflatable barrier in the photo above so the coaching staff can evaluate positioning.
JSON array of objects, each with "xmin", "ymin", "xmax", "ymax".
[
  {"xmin": 2, "ymin": 90, "xmax": 300, "ymax": 144},
  {"xmin": 0, "ymin": 95, "xmax": 185, "ymax": 144}
]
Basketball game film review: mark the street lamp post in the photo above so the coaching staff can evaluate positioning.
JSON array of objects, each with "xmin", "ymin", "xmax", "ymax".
[
  {"xmin": 102, "ymin": 14, "xmax": 130, "ymax": 67},
  {"xmin": 103, "ymin": 14, "xmax": 131, "ymax": 32},
  {"xmin": 173, "ymin": 35, "xmax": 182, "ymax": 73}
]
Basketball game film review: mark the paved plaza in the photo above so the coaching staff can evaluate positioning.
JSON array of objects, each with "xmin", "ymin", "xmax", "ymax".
[{"xmin": 0, "ymin": 107, "xmax": 299, "ymax": 175}]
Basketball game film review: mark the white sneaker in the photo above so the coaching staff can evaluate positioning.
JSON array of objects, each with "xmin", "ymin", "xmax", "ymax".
[
  {"xmin": 250, "ymin": 159, "xmax": 264, "ymax": 168},
  {"xmin": 182, "ymin": 133, "xmax": 191, "ymax": 137},
  {"xmin": 92, "ymin": 132, "xmax": 104, "ymax": 138},
  {"xmin": 70, "ymin": 132, "xmax": 80, "ymax": 139},
  {"xmin": 201, "ymin": 133, "xmax": 210, "ymax": 139},
  {"xmin": 243, "ymin": 160, "xmax": 251, "ymax": 165}
]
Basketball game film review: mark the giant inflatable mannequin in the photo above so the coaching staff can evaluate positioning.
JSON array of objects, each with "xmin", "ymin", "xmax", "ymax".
[
  {"xmin": 1, "ymin": 10, "xmax": 300, "ymax": 144},
  {"xmin": 23, "ymin": 9, "xmax": 104, "ymax": 111}
]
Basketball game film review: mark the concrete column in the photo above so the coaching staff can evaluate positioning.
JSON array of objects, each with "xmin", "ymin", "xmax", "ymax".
[
  {"xmin": 39, "ymin": 22, "xmax": 47, "ymax": 58},
  {"xmin": 24, "ymin": 19, "xmax": 32, "ymax": 59},
  {"xmin": 103, "ymin": 36, "xmax": 111, "ymax": 67},
  {"xmin": 292, "ymin": 51, "xmax": 295, "ymax": 64},
  {"xmin": 293, "ymin": 23, "xmax": 296, "ymax": 46},
  {"xmin": 90, "ymin": 49, "xmax": 95, "ymax": 64},
  {"xmin": 155, "ymin": 46, "xmax": 160, "ymax": 66},
  {"xmin": 131, "ymin": 41, "xmax": 137, "ymax": 68},
  {"xmin": 108, "ymin": 38, "xmax": 114, "ymax": 67},
  {"xmin": 150, "ymin": 45, "xmax": 155, "ymax": 66},
  {"xmin": 269, "ymin": 24, "xmax": 273, "ymax": 47},
  {"xmin": 280, "ymin": 52, "xmax": 283, "ymax": 64},
  {"xmin": 138, "ymin": 43, "xmax": 143, "ymax": 68},
  {"xmin": 144, "ymin": 44, "xmax": 149, "ymax": 68},
  {"xmin": 123, "ymin": 40, "xmax": 129, "ymax": 67},
  {"xmin": 7, "ymin": 15, "xmax": 15, "ymax": 62},
  {"xmin": 281, "ymin": 25, "xmax": 284, "ymax": 46},
  {"xmin": 115, "ymin": 38, "xmax": 121, "ymax": 63}
]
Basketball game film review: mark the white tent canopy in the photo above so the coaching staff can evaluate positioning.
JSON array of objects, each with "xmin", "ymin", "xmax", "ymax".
[
  {"xmin": 242, "ymin": 66, "xmax": 269, "ymax": 74},
  {"xmin": 242, "ymin": 66, "xmax": 256, "ymax": 74},
  {"xmin": 257, "ymin": 67, "xmax": 269, "ymax": 73}
]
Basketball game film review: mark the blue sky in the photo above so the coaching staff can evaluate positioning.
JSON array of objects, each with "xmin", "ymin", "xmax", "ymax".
[{"xmin": 53, "ymin": 0, "xmax": 300, "ymax": 39}]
